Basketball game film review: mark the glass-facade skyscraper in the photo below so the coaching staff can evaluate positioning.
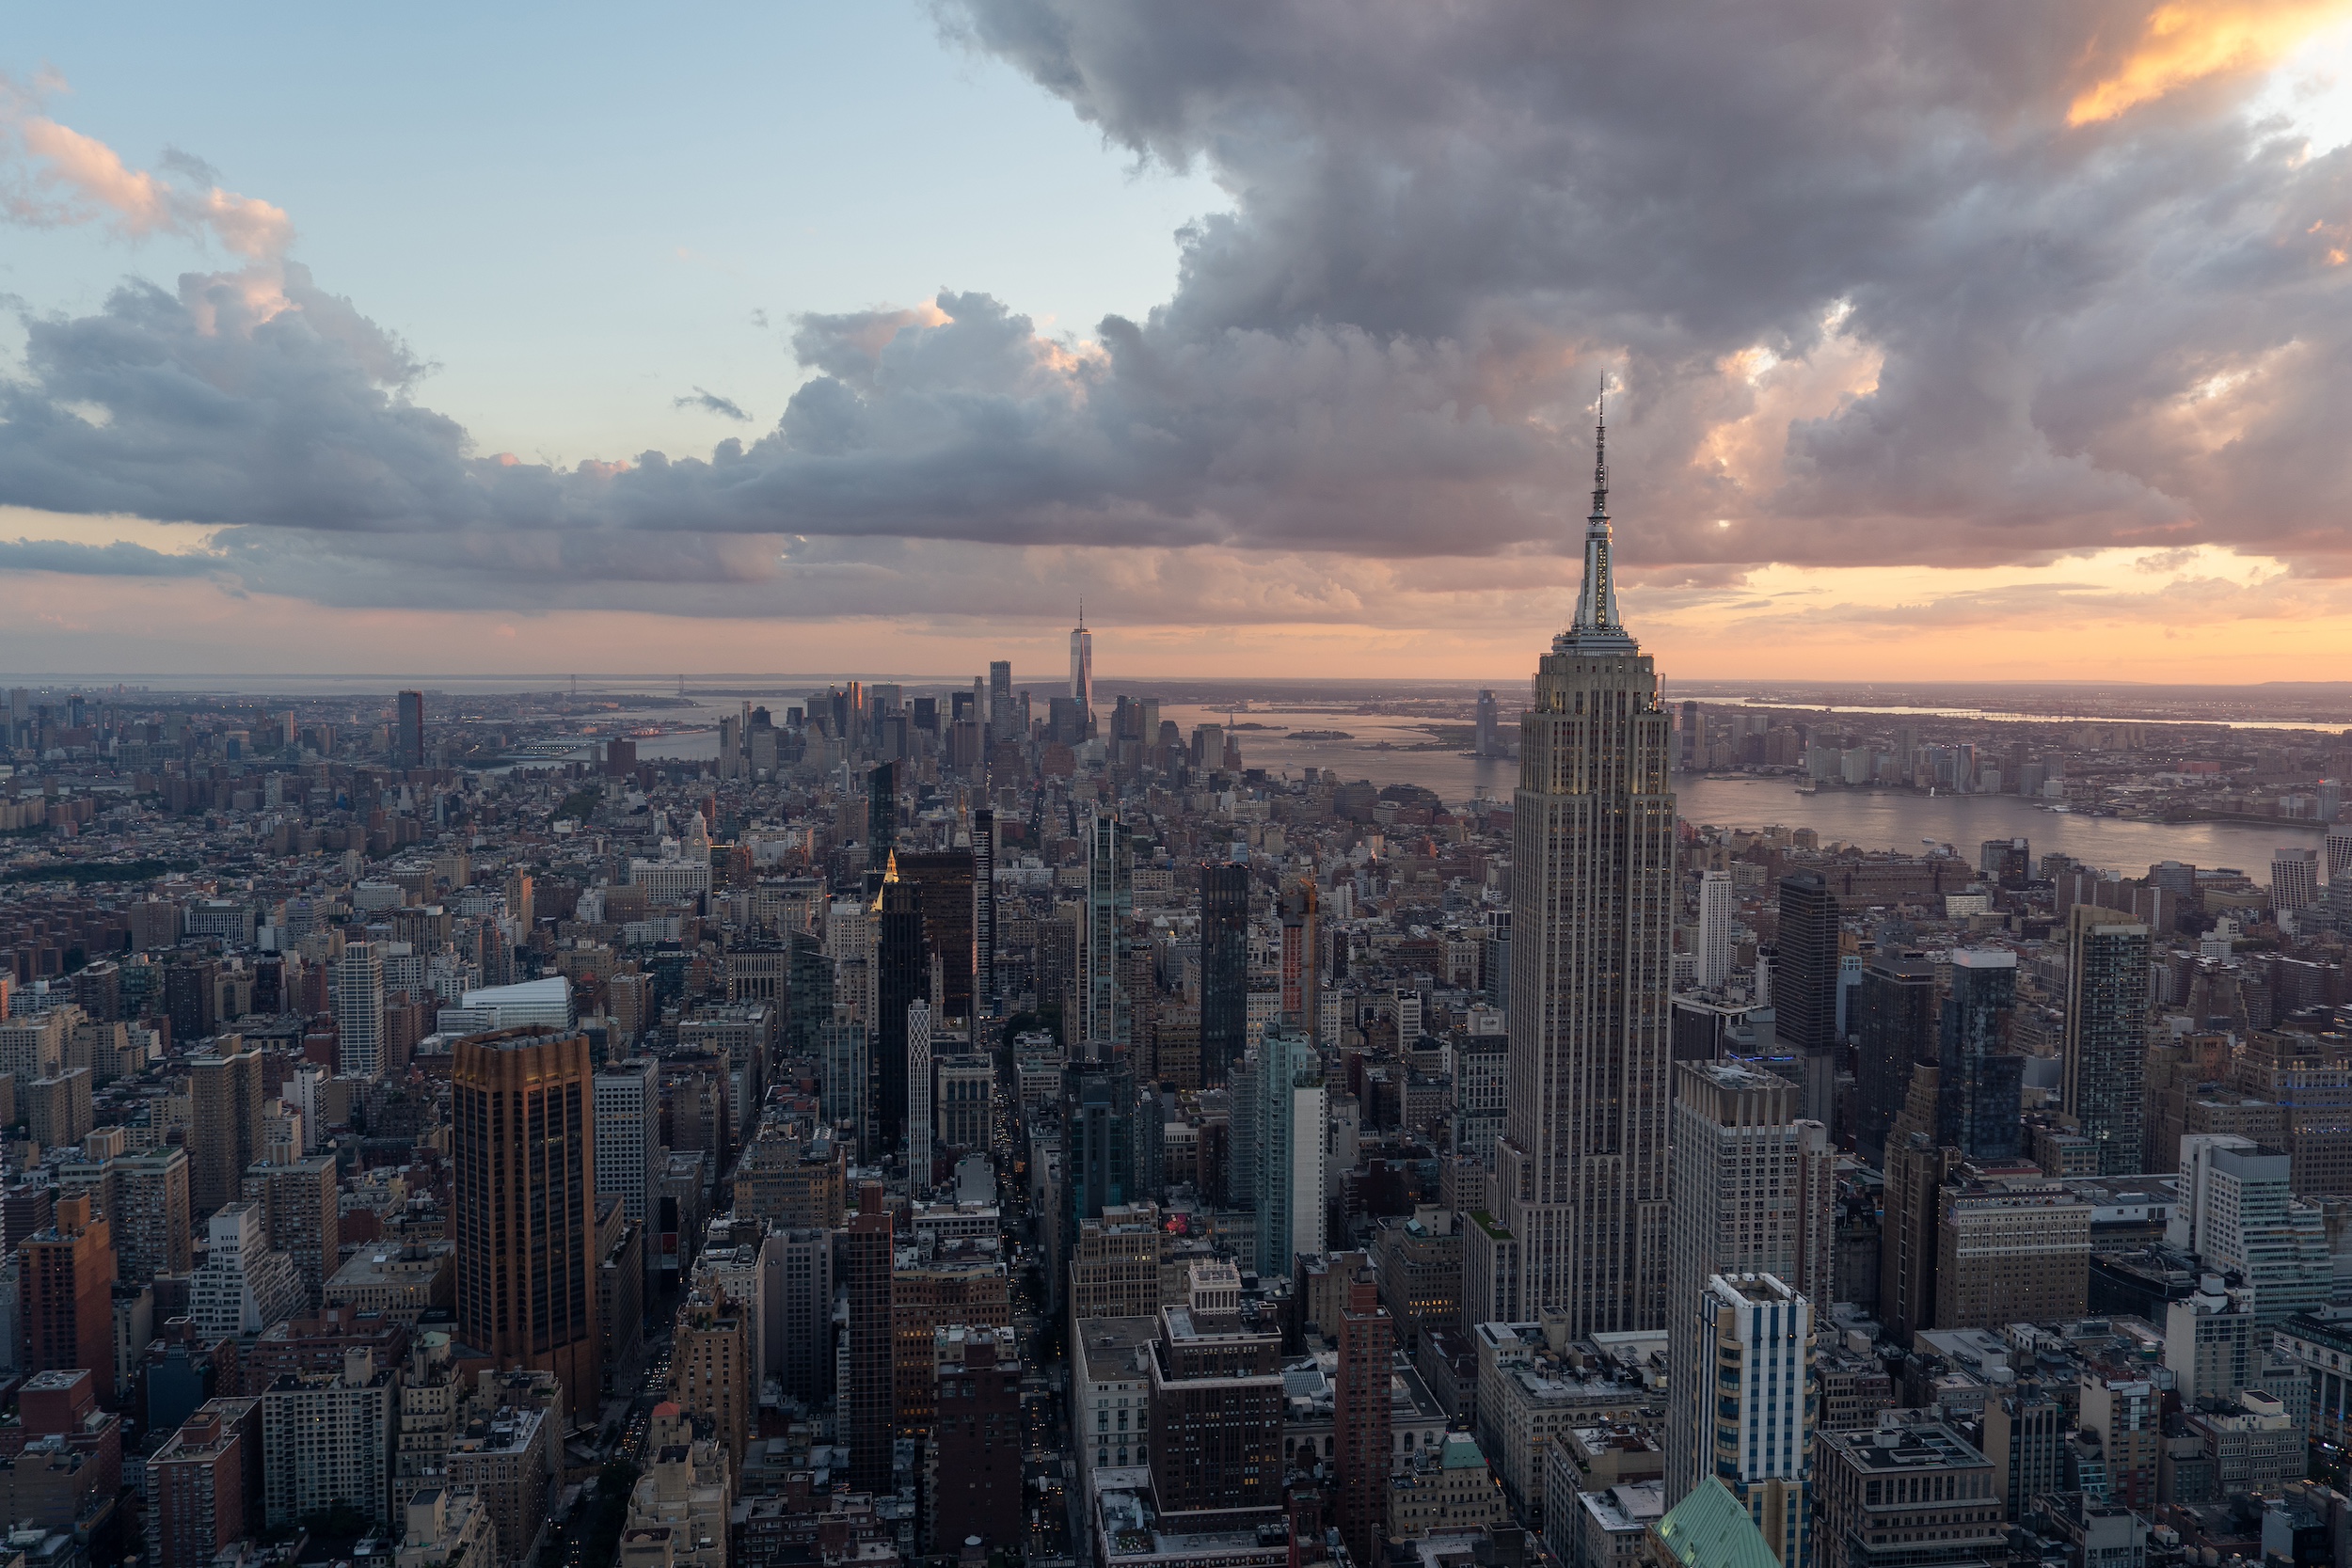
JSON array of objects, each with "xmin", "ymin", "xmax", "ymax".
[
  {"xmin": 1854, "ymin": 952, "xmax": 1935, "ymax": 1164},
  {"xmin": 1936, "ymin": 948, "xmax": 2023, "ymax": 1161},
  {"xmin": 1200, "ymin": 860, "xmax": 1249, "ymax": 1087},
  {"xmin": 1242, "ymin": 1023, "xmax": 1326, "ymax": 1279}
]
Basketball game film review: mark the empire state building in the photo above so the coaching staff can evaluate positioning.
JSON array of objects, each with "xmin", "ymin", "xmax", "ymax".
[{"xmin": 1489, "ymin": 405, "xmax": 1675, "ymax": 1334}]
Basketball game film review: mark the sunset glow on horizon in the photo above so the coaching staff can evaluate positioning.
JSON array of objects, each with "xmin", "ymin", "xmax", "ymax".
[{"xmin": 6, "ymin": 2, "xmax": 2352, "ymax": 682}]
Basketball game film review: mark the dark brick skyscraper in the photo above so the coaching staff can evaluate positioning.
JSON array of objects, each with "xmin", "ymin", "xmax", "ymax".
[
  {"xmin": 1334, "ymin": 1270, "xmax": 1394, "ymax": 1562},
  {"xmin": 926, "ymin": 1326, "xmax": 1024, "ymax": 1552},
  {"xmin": 453, "ymin": 1027, "xmax": 600, "ymax": 1412},
  {"xmin": 19, "ymin": 1193, "xmax": 117, "ymax": 1402},
  {"xmin": 1147, "ymin": 1301, "xmax": 1285, "ymax": 1528},
  {"xmin": 844, "ymin": 1188, "xmax": 898, "ymax": 1494}
]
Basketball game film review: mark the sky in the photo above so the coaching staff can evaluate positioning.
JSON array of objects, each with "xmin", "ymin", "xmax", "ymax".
[{"xmin": 4, "ymin": 0, "xmax": 2352, "ymax": 685}]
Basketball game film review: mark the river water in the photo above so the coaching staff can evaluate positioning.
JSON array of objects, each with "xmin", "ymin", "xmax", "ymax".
[
  {"xmin": 1166, "ymin": 708, "xmax": 2320, "ymax": 876},
  {"xmin": 625, "ymin": 698, "xmax": 2321, "ymax": 877}
]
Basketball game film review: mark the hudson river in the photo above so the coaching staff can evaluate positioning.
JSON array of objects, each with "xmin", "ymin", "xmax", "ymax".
[{"xmin": 632, "ymin": 699, "xmax": 2322, "ymax": 878}]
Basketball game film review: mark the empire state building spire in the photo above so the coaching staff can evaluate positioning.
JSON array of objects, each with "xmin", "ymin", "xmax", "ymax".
[{"xmin": 1565, "ymin": 389, "xmax": 1633, "ymax": 649}]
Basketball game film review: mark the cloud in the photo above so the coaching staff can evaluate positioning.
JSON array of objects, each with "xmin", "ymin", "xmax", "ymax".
[
  {"xmin": 3, "ymin": 8, "xmax": 2352, "ymax": 628},
  {"xmin": 1, "ymin": 76, "xmax": 292, "ymax": 260},
  {"xmin": 675, "ymin": 388, "xmax": 752, "ymax": 421},
  {"xmin": 0, "ymin": 535, "xmax": 226, "ymax": 578},
  {"xmin": 2068, "ymin": 0, "xmax": 2352, "ymax": 125}
]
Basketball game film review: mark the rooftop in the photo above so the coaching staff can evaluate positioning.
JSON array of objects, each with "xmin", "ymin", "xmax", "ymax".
[
  {"xmin": 1821, "ymin": 1422, "xmax": 1992, "ymax": 1474},
  {"xmin": 1580, "ymin": 1481, "xmax": 1665, "ymax": 1533},
  {"xmin": 1651, "ymin": 1478, "xmax": 1780, "ymax": 1568}
]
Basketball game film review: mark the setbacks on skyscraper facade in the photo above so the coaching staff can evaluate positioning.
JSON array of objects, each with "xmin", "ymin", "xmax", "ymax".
[{"xmin": 1486, "ymin": 404, "xmax": 1676, "ymax": 1337}]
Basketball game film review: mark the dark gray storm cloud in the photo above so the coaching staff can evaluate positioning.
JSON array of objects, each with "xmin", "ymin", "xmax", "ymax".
[
  {"xmin": 3, "ymin": 0, "xmax": 2349, "ymax": 613},
  {"xmin": 0, "ymin": 536, "xmax": 224, "ymax": 577}
]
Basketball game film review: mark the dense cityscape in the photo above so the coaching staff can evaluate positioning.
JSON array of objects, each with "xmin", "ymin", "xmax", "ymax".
[{"xmin": 3, "ymin": 436, "xmax": 2352, "ymax": 1568}]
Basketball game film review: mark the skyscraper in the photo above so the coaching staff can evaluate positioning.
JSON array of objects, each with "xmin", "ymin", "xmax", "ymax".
[
  {"xmin": 1333, "ymin": 1270, "xmax": 1394, "ymax": 1563},
  {"xmin": 876, "ymin": 856, "xmax": 927, "ymax": 1153},
  {"xmin": 2274, "ymin": 847, "xmax": 2321, "ymax": 916},
  {"xmin": 2062, "ymin": 905, "xmax": 2152, "ymax": 1176},
  {"xmin": 334, "ymin": 941, "xmax": 386, "ymax": 1080},
  {"xmin": 867, "ymin": 761, "xmax": 896, "ymax": 872},
  {"xmin": 1696, "ymin": 869, "xmax": 1734, "ymax": 989},
  {"xmin": 1497, "ymin": 404, "xmax": 1675, "ymax": 1334},
  {"xmin": 2170, "ymin": 1135, "xmax": 2329, "ymax": 1338},
  {"xmin": 908, "ymin": 998, "xmax": 935, "ymax": 1185},
  {"xmin": 1062, "ymin": 1057, "xmax": 1140, "ymax": 1273},
  {"xmin": 787, "ymin": 931, "xmax": 833, "ymax": 1057},
  {"xmin": 189, "ymin": 1044, "xmax": 265, "ymax": 1219},
  {"xmin": 987, "ymin": 660, "xmax": 1013, "ymax": 741},
  {"xmin": 19, "ymin": 1194, "xmax": 117, "ymax": 1402},
  {"xmin": 1071, "ymin": 604, "xmax": 1094, "ymax": 737},
  {"xmin": 395, "ymin": 689, "xmax": 424, "ymax": 770},
  {"xmin": 973, "ymin": 808, "xmax": 996, "ymax": 1014},
  {"xmin": 1774, "ymin": 871, "xmax": 1841, "ymax": 1130},
  {"xmin": 823, "ymin": 1012, "xmax": 869, "ymax": 1155},
  {"xmin": 452, "ymin": 1027, "xmax": 600, "ymax": 1411},
  {"xmin": 843, "ymin": 1193, "xmax": 897, "ymax": 1493},
  {"xmin": 898, "ymin": 850, "xmax": 977, "ymax": 1022},
  {"xmin": 1934, "ymin": 949, "xmax": 2023, "ymax": 1162},
  {"xmin": 1474, "ymin": 689, "xmax": 1500, "ymax": 759},
  {"xmin": 1879, "ymin": 1065, "xmax": 1956, "ymax": 1345},
  {"xmin": 242, "ymin": 1155, "xmax": 341, "ymax": 1309},
  {"xmin": 1200, "ymin": 861, "xmax": 1249, "ymax": 1088},
  {"xmin": 1279, "ymin": 878, "xmax": 1320, "ymax": 1038},
  {"xmin": 595, "ymin": 1056, "xmax": 661, "ymax": 1284},
  {"xmin": 1664, "ymin": 1060, "xmax": 1833, "ymax": 1507},
  {"xmin": 1079, "ymin": 807, "xmax": 1131, "ymax": 1056},
  {"xmin": 1468, "ymin": 915, "xmax": 1505, "ymax": 1030},
  {"xmin": 1246, "ymin": 1023, "xmax": 1327, "ymax": 1279},
  {"xmin": 1853, "ymin": 953, "xmax": 1935, "ymax": 1164},
  {"xmin": 1685, "ymin": 1275, "xmax": 1815, "ymax": 1568}
]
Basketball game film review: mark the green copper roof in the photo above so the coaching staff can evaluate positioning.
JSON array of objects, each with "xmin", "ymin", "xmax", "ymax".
[
  {"xmin": 1650, "ymin": 1479, "xmax": 1779, "ymax": 1568},
  {"xmin": 1439, "ymin": 1433, "xmax": 1486, "ymax": 1469}
]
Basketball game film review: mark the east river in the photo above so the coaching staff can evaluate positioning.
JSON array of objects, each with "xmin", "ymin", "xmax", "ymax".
[{"xmin": 1164, "ymin": 711, "xmax": 2323, "ymax": 876}]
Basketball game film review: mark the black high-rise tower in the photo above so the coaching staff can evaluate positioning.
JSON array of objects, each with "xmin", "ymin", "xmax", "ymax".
[
  {"xmin": 875, "ymin": 861, "xmax": 927, "ymax": 1153},
  {"xmin": 1773, "ymin": 870, "xmax": 1842, "ymax": 1131},
  {"xmin": 1200, "ymin": 861, "xmax": 1249, "ymax": 1088}
]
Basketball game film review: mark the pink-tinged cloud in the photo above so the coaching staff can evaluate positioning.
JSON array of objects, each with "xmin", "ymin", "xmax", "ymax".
[{"xmin": 2, "ymin": 76, "xmax": 292, "ymax": 259}]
